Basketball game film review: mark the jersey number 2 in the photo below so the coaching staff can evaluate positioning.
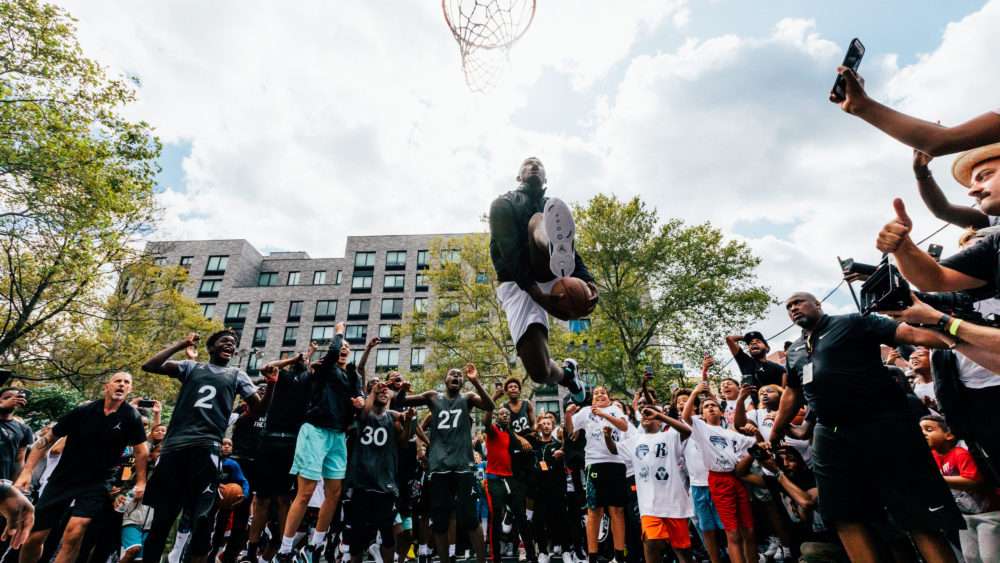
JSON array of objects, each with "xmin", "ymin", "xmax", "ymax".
[
  {"xmin": 193, "ymin": 385, "xmax": 217, "ymax": 409},
  {"xmin": 437, "ymin": 409, "xmax": 462, "ymax": 430}
]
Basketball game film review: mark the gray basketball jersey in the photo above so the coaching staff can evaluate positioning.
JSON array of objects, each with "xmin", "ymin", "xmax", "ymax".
[
  {"xmin": 428, "ymin": 393, "xmax": 474, "ymax": 473},
  {"xmin": 161, "ymin": 361, "xmax": 255, "ymax": 454},
  {"xmin": 349, "ymin": 410, "xmax": 399, "ymax": 495}
]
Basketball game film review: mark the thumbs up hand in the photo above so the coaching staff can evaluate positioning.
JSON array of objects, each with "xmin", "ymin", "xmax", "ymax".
[{"xmin": 876, "ymin": 198, "xmax": 915, "ymax": 254}]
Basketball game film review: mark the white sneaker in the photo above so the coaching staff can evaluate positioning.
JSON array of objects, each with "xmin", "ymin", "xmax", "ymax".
[
  {"xmin": 561, "ymin": 553, "xmax": 574, "ymax": 563},
  {"xmin": 369, "ymin": 544, "xmax": 384, "ymax": 563},
  {"xmin": 538, "ymin": 554, "xmax": 550, "ymax": 563},
  {"xmin": 543, "ymin": 197, "xmax": 576, "ymax": 278},
  {"xmin": 776, "ymin": 546, "xmax": 791, "ymax": 561},
  {"xmin": 763, "ymin": 536, "xmax": 780, "ymax": 557}
]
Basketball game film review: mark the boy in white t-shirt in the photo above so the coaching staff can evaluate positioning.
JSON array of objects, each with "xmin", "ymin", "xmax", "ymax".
[
  {"xmin": 682, "ymin": 381, "xmax": 759, "ymax": 563},
  {"xmin": 676, "ymin": 389, "xmax": 725, "ymax": 563},
  {"xmin": 606, "ymin": 405, "xmax": 694, "ymax": 563},
  {"xmin": 564, "ymin": 387, "xmax": 629, "ymax": 563}
]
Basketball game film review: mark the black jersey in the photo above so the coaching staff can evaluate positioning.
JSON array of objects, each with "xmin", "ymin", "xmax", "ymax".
[
  {"xmin": 428, "ymin": 393, "xmax": 474, "ymax": 473},
  {"xmin": 161, "ymin": 360, "xmax": 257, "ymax": 454},
  {"xmin": 505, "ymin": 400, "xmax": 532, "ymax": 435},
  {"xmin": 348, "ymin": 410, "xmax": 399, "ymax": 495}
]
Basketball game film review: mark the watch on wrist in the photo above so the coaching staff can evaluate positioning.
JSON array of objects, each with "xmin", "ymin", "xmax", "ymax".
[{"xmin": 936, "ymin": 313, "xmax": 952, "ymax": 332}]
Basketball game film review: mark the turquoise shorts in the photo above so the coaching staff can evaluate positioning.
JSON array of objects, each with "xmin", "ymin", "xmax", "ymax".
[
  {"xmin": 290, "ymin": 423, "xmax": 348, "ymax": 481},
  {"xmin": 394, "ymin": 512, "xmax": 413, "ymax": 531},
  {"xmin": 690, "ymin": 485, "xmax": 724, "ymax": 532},
  {"xmin": 121, "ymin": 525, "xmax": 147, "ymax": 555}
]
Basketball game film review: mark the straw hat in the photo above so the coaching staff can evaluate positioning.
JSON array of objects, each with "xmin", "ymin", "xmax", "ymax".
[{"xmin": 952, "ymin": 142, "xmax": 1000, "ymax": 187}]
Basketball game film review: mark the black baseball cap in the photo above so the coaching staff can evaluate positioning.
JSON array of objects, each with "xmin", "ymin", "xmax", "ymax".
[{"xmin": 743, "ymin": 331, "xmax": 770, "ymax": 350}]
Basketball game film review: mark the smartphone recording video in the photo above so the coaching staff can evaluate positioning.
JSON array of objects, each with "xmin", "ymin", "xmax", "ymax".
[{"xmin": 830, "ymin": 38, "xmax": 865, "ymax": 103}]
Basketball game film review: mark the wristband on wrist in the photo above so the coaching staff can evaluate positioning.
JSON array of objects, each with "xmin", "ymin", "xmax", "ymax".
[
  {"xmin": 936, "ymin": 313, "xmax": 952, "ymax": 332},
  {"xmin": 949, "ymin": 318, "xmax": 963, "ymax": 337}
]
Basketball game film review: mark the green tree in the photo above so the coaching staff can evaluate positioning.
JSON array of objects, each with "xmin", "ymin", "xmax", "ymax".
[
  {"xmin": 402, "ymin": 234, "xmax": 572, "ymax": 394},
  {"xmin": 1, "ymin": 0, "xmax": 161, "ymax": 367},
  {"xmin": 18, "ymin": 384, "xmax": 84, "ymax": 429},
  {"xmin": 575, "ymin": 194, "xmax": 771, "ymax": 395}
]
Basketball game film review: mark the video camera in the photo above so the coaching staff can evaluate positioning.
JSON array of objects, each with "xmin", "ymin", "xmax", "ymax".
[{"xmin": 839, "ymin": 256, "xmax": 999, "ymax": 327}]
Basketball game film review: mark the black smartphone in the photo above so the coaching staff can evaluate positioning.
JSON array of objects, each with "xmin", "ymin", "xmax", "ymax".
[
  {"xmin": 927, "ymin": 244, "xmax": 943, "ymax": 262},
  {"xmin": 830, "ymin": 38, "xmax": 865, "ymax": 103},
  {"xmin": 138, "ymin": 399, "xmax": 156, "ymax": 408}
]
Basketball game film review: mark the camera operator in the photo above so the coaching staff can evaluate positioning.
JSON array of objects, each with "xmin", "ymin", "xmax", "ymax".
[
  {"xmin": 769, "ymin": 292, "xmax": 963, "ymax": 563},
  {"xmin": 834, "ymin": 67, "xmax": 1000, "ymax": 156}
]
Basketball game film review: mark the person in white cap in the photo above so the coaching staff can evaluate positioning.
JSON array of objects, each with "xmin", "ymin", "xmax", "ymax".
[{"xmin": 835, "ymin": 66, "xmax": 1000, "ymax": 156}]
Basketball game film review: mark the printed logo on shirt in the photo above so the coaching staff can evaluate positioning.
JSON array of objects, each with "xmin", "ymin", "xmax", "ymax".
[
  {"xmin": 638, "ymin": 466, "xmax": 650, "ymax": 482},
  {"xmin": 709, "ymin": 435, "xmax": 728, "ymax": 450},
  {"xmin": 635, "ymin": 444, "xmax": 650, "ymax": 459},
  {"xmin": 655, "ymin": 467, "xmax": 669, "ymax": 481}
]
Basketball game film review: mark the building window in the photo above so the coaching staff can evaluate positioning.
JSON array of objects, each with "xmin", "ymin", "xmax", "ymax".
[
  {"xmin": 201, "ymin": 303, "xmax": 215, "ymax": 318},
  {"xmin": 252, "ymin": 327, "xmax": 268, "ymax": 347},
  {"xmin": 535, "ymin": 400, "xmax": 562, "ymax": 422},
  {"xmin": 376, "ymin": 349, "xmax": 399, "ymax": 371},
  {"xmin": 351, "ymin": 272, "xmax": 373, "ymax": 293},
  {"xmin": 349, "ymin": 349, "xmax": 364, "ymax": 365},
  {"xmin": 568, "ymin": 319, "xmax": 591, "ymax": 333},
  {"xmin": 410, "ymin": 347, "xmax": 426, "ymax": 370},
  {"xmin": 225, "ymin": 302, "xmax": 249, "ymax": 322},
  {"xmin": 335, "ymin": 270, "xmax": 343, "ymax": 285},
  {"xmin": 287, "ymin": 271, "xmax": 301, "ymax": 286},
  {"xmin": 416, "ymin": 250, "xmax": 429, "ymax": 269},
  {"xmin": 313, "ymin": 271, "xmax": 327, "ymax": 285},
  {"xmin": 248, "ymin": 354, "xmax": 263, "ymax": 375},
  {"xmin": 288, "ymin": 301, "xmax": 303, "ymax": 322},
  {"xmin": 383, "ymin": 274, "xmax": 405, "ymax": 292},
  {"xmin": 311, "ymin": 326, "xmax": 335, "ymax": 346},
  {"xmin": 354, "ymin": 251, "xmax": 376, "ymax": 268},
  {"xmin": 205, "ymin": 255, "xmax": 228, "ymax": 275},
  {"xmin": 279, "ymin": 350, "xmax": 296, "ymax": 359},
  {"xmin": 259, "ymin": 301, "xmax": 273, "ymax": 322},
  {"xmin": 385, "ymin": 251, "xmax": 406, "ymax": 270},
  {"xmin": 441, "ymin": 249, "xmax": 461, "ymax": 264},
  {"xmin": 415, "ymin": 273, "xmax": 429, "ymax": 291},
  {"xmin": 476, "ymin": 271, "xmax": 488, "ymax": 283},
  {"xmin": 413, "ymin": 297, "xmax": 428, "ymax": 314},
  {"xmin": 258, "ymin": 272, "xmax": 279, "ymax": 287},
  {"xmin": 442, "ymin": 301, "xmax": 460, "ymax": 317},
  {"xmin": 348, "ymin": 299, "xmax": 370, "ymax": 320},
  {"xmin": 152, "ymin": 256, "xmax": 167, "ymax": 266},
  {"xmin": 380, "ymin": 298, "xmax": 403, "ymax": 319},
  {"xmin": 179, "ymin": 256, "xmax": 193, "ymax": 269},
  {"xmin": 315, "ymin": 300, "xmax": 338, "ymax": 320},
  {"xmin": 198, "ymin": 279, "xmax": 221, "ymax": 298},
  {"xmin": 346, "ymin": 324, "xmax": 367, "ymax": 343},
  {"xmin": 283, "ymin": 326, "xmax": 297, "ymax": 347}
]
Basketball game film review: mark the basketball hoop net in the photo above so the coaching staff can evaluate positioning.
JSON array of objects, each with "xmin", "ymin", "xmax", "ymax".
[{"xmin": 442, "ymin": 0, "xmax": 536, "ymax": 93}]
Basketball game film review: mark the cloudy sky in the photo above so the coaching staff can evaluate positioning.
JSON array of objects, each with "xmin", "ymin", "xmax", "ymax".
[{"xmin": 57, "ymin": 0, "xmax": 999, "ymax": 359}]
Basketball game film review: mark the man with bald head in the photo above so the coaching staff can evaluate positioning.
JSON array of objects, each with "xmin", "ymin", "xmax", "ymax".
[{"xmin": 770, "ymin": 292, "xmax": 965, "ymax": 563}]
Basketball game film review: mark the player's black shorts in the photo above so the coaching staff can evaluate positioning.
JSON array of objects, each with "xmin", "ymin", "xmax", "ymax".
[
  {"xmin": 812, "ymin": 414, "xmax": 964, "ymax": 531},
  {"xmin": 585, "ymin": 462, "xmax": 627, "ymax": 508},
  {"xmin": 347, "ymin": 489, "xmax": 397, "ymax": 553},
  {"xmin": 429, "ymin": 472, "xmax": 478, "ymax": 533},
  {"xmin": 254, "ymin": 436, "xmax": 297, "ymax": 497},
  {"xmin": 34, "ymin": 483, "xmax": 109, "ymax": 531},
  {"xmin": 143, "ymin": 445, "xmax": 221, "ymax": 525}
]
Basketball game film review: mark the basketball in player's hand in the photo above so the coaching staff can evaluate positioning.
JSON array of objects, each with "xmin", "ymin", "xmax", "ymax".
[
  {"xmin": 551, "ymin": 277, "xmax": 592, "ymax": 320},
  {"xmin": 217, "ymin": 483, "xmax": 244, "ymax": 510}
]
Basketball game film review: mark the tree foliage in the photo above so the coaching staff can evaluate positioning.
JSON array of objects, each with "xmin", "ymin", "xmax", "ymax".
[
  {"xmin": 575, "ymin": 194, "xmax": 772, "ymax": 395},
  {"xmin": 0, "ymin": 0, "xmax": 161, "ymax": 367}
]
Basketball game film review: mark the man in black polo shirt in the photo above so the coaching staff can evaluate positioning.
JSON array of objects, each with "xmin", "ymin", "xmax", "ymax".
[
  {"xmin": 724, "ymin": 331, "xmax": 786, "ymax": 388},
  {"xmin": 769, "ymin": 292, "xmax": 963, "ymax": 563},
  {"xmin": 15, "ymin": 372, "xmax": 147, "ymax": 563}
]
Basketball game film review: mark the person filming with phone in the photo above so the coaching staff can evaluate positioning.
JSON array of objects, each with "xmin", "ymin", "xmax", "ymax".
[{"xmin": 769, "ymin": 292, "xmax": 964, "ymax": 563}]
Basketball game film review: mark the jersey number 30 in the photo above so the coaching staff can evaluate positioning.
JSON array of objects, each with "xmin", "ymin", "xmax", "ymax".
[
  {"xmin": 437, "ymin": 409, "xmax": 463, "ymax": 430},
  {"xmin": 360, "ymin": 426, "xmax": 388, "ymax": 446},
  {"xmin": 193, "ymin": 385, "xmax": 217, "ymax": 409}
]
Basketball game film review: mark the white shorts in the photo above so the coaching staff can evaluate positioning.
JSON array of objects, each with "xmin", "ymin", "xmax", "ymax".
[{"xmin": 496, "ymin": 279, "xmax": 557, "ymax": 346}]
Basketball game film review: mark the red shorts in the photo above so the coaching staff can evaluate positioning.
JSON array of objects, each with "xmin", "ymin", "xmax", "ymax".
[
  {"xmin": 707, "ymin": 471, "xmax": 753, "ymax": 532},
  {"xmin": 640, "ymin": 516, "xmax": 691, "ymax": 548}
]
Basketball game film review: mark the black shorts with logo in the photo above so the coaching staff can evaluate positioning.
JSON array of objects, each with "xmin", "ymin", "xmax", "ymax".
[
  {"xmin": 585, "ymin": 462, "xmax": 627, "ymax": 509},
  {"xmin": 429, "ymin": 472, "xmax": 478, "ymax": 533},
  {"xmin": 34, "ymin": 483, "xmax": 109, "ymax": 532},
  {"xmin": 347, "ymin": 489, "xmax": 397, "ymax": 552},
  {"xmin": 254, "ymin": 436, "xmax": 297, "ymax": 498},
  {"xmin": 143, "ymin": 445, "xmax": 221, "ymax": 522},
  {"xmin": 812, "ymin": 413, "xmax": 964, "ymax": 531}
]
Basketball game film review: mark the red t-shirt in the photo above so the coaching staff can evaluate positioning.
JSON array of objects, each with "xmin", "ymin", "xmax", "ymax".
[
  {"xmin": 932, "ymin": 445, "xmax": 999, "ymax": 514},
  {"xmin": 485, "ymin": 424, "xmax": 512, "ymax": 477}
]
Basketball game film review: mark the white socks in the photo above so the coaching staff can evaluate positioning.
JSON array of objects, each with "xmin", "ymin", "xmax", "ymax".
[
  {"xmin": 310, "ymin": 530, "xmax": 328, "ymax": 547},
  {"xmin": 278, "ymin": 535, "xmax": 296, "ymax": 554},
  {"xmin": 167, "ymin": 530, "xmax": 190, "ymax": 563}
]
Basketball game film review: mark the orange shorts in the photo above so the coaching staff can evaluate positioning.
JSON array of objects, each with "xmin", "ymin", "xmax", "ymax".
[{"xmin": 640, "ymin": 516, "xmax": 691, "ymax": 548}]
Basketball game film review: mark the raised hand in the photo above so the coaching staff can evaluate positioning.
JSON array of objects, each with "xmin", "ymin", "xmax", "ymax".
[
  {"xmin": 366, "ymin": 337, "xmax": 382, "ymax": 350},
  {"xmin": 464, "ymin": 362, "xmax": 478, "ymax": 383},
  {"xmin": 876, "ymin": 198, "xmax": 913, "ymax": 254},
  {"xmin": 184, "ymin": 333, "xmax": 200, "ymax": 359},
  {"xmin": 834, "ymin": 66, "xmax": 868, "ymax": 113},
  {"xmin": 566, "ymin": 404, "xmax": 580, "ymax": 416},
  {"xmin": 335, "ymin": 322, "xmax": 346, "ymax": 335},
  {"xmin": 913, "ymin": 149, "xmax": 933, "ymax": 171}
]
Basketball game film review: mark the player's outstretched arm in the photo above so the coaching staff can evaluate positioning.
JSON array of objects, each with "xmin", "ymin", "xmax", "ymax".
[
  {"xmin": 142, "ymin": 333, "xmax": 199, "ymax": 376},
  {"xmin": 400, "ymin": 389, "xmax": 437, "ymax": 407}
]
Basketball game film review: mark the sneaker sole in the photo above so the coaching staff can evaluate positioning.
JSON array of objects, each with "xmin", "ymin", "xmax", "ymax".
[{"xmin": 544, "ymin": 198, "xmax": 576, "ymax": 278}]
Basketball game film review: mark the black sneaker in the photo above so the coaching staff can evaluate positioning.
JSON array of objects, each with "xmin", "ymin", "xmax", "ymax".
[
  {"xmin": 274, "ymin": 552, "xmax": 294, "ymax": 563},
  {"xmin": 562, "ymin": 359, "xmax": 585, "ymax": 403}
]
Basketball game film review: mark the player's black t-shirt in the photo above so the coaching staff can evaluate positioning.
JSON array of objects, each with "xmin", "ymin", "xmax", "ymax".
[
  {"xmin": 348, "ymin": 410, "xmax": 399, "ymax": 495},
  {"xmin": 940, "ymin": 230, "xmax": 1000, "ymax": 296},
  {"xmin": 785, "ymin": 313, "xmax": 906, "ymax": 425},
  {"xmin": 0, "ymin": 418, "xmax": 33, "ymax": 481},
  {"xmin": 162, "ymin": 361, "xmax": 257, "ymax": 454},
  {"xmin": 428, "ymin": 393, "xmax": 474, "ymax": 473},
  {"xmin": 231, "ymin": 411, "xmax": 265, "ymax": 461},
  {"xmin": 733, "ymin": 349, "xmax": 786, "ymax": 388},
  {"xmin": 505, "ymin": 400, "xmax": 534, "ymax": 478},
  {"xmin": 49, "ymin": 400, "xmax": 146, "ymax": 490},
  {"xmin": 263, "ymin": 364, "xmax": 310, "ymax": 437}
]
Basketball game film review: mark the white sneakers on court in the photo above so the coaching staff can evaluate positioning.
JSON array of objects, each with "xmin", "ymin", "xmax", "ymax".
[{"xmin": 543, "ymin": 198, "xmax": 576, "ymax": 278}]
